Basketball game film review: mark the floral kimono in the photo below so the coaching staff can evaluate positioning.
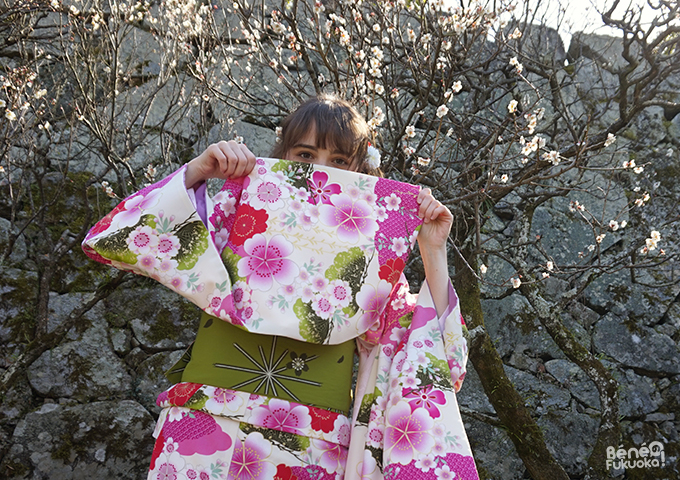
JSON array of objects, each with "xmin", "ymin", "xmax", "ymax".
[{"xmin": 82, "ymin": 158, "xmax": 478, "ymax": 480}]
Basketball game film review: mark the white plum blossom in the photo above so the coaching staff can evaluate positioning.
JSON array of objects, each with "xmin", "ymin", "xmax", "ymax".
[
  {"xmin": 479, "ymin": 264, "xmax": 488, "ymax": 274},
  {"xmin": 508, "ymin": 27, "xmax": 523, "ymax": 39},
  {"xmin": 509, "ymin": 56, "xmax": 523, "ymax": 74},
  {"xmin": 542, "ymin": 150, "xmax": 560, "ymax": 165},
  {"xmin": 508, "ymin": 99, "xmax": 518, "ymax": 113},
  {"xmin": 436, "ymin": 104, "xmax": 449, "ymax": 118},
  {"xmin": 451, "ymin": 80, "xmax": 462, "ymax": 93},
  {"xmin": 405, "ymin": 125, "xmax": 416, "ymax": 138},
  {"xmin": 511, "ymin": 277, "xmax": 521, "ymax": 288},
  {"xmin": 604, "ymin": 133, "xmax": 616, "ymax": 147}
]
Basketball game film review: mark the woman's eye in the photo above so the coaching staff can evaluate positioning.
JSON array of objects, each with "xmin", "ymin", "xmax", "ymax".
[{"xmin": 333, "ymin": 157, "xmax": 350, "ymax": 167}]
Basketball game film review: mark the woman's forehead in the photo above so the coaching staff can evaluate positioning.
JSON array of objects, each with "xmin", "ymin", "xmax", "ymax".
[{"xmin": 297, "ymin": 128, "xmax": 347, "ymax": 154}]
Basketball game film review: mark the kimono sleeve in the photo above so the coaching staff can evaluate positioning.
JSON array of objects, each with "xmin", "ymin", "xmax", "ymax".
[
  {"xmin": 347, "ymin": 278, "xmax": 478, "ymax": 479},
  {"xmin": 81, "ymin": 165, "xmax": 243, "ymax": 323}
]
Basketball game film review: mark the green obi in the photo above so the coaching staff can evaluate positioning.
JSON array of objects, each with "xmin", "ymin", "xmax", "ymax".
[{"xmin": 166, "ymin": 312, "xmax": 355, "ymax": 413}]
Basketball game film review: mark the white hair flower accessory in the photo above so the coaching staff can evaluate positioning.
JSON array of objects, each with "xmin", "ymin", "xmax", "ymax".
[{"xmin": 366, "ymin": 145, "xmax": 381, "ymax": 169}]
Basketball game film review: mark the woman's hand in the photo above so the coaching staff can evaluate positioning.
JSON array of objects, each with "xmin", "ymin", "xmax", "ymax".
[
  {"xmin": 185, "ymin": 141, "xmax": 256, "ymax": 189},
  {"xmin": 416, "ymin": 187, "xmax": 453, "ymax": 317},
  {"xmin": 416, "ymin": 187, "xmax": 453, "ymax": 250}
]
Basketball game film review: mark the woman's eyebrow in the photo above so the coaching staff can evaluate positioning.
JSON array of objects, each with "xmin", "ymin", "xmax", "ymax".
[{"xmin": 293, "ymin": 143, "xmax": 317, "ymax": 150}]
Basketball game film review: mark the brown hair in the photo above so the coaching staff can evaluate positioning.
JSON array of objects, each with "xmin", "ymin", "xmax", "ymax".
[{"xmin": 270, "ymin": 94, "xmax": 382, "ymax": 176}]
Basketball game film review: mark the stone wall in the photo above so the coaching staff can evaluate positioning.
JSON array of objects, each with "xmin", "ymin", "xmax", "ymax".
[{"xmin": 0, "ymin": 18, "xmax": 679, "ymax": 480}]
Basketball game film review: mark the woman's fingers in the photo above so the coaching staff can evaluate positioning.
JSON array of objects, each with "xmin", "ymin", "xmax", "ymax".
[
  {"xmin": 231, "ymin": 143, "xmax": 256, "ymax": 178},
  {"xmin": 214, "ymin": 141, "xmax": 256, "ymax": 179}
]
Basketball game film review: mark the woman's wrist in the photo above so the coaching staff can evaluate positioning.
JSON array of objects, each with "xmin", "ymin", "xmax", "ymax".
[
  {"xmin": 184, "ymin": 159, "xmax": 206, "ymax": 189},
  {"xmin": 420, "ymin": 242, "xmax": 450, "ymax": 316}
]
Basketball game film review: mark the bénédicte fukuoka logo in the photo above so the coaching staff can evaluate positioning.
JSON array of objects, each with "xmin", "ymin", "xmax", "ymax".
[{"xmin": 606, "ymin": 441, "xmax": 665, "ymax": 470}]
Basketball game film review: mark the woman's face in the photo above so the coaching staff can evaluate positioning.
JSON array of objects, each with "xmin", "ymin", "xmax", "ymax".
[{"xmin": 285, "ymin": 125, "xmax": 358, "ymax": 171}]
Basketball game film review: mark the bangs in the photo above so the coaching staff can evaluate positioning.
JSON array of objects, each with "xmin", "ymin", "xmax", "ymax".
[{"xmin": 271, "ymin": 95, "xmax": 370, "ymax": 168}]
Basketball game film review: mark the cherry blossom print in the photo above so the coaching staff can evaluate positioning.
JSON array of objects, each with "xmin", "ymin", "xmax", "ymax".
[
  {"xmin": 375, "ymin": 206, "xmax": 388, "ymax": 222},
  {"xmin": 249, "ymin": 175, "xmax": 285, "ymax": 211},
  {"xmin": 169, "ymin": 273, "xmax": 190, "ymax": 293},
  {"xmin": 391, "ymin": 237, "xmax": 409, "ymax": 257},
  {"xmin": 379, "ymin": 257, "xmax": 406, "ymax": 286},
  {"xmin": 312, "ymin": 294, "xmax": 335, "ymax": 319},
  {"xmin": 167, "ymin": 383, "xmax": 203, "ymax": 406},
  {"xmin": 238, "ymin": 301, "xmax": 259, "ymax": 324},
  {"xmin": 214, "ymin": 229, "xmax": 230, "ymax": 252},
  {"xmin": 332, "ymin": 420, "xmax": 352, "ymax": 447},
  {"xmin": 319, "ymin": 193, "xmax": 378, "ymax": 244},
  {"xmin": 362, "ymin": 191, "xmax": 378, "ymax": 204},
  {"xmin": 346, "ymin": 184, "xmax": 361, "ymax": 199},
  {"xmin": 307, "ymin": 170, "xmax": 341, "ymax": 205},
  {"xmin": 186, "ymin": 465, "xmax": 212, "ymax": 480},
  {"xmin": 401, "ymin": 373, "xmax": 421, "ymax": 390},
  {"xmin": 126, "ymin": 225, "xmax": 159, "ymax": 255},
  {"xmin": 232, "ymin": 281, "xmax": 251, "ymax": 309},
  {"xmin": 115, "ymin": 188, "xmax": 162, "ymax": 228},
  {"xmin": 156, "ymin": 233, "xmax": 181, "ymax": 258},
  {"xmin": 230, "ymin": 204, "xmax": 269, "ymax": 247},
  {"xmin": 384, "ymin": 193, "xmax": 402, "ymax": 211},
  {"xmin": 368, "ymin": 425, "xmax": 385, "ymax": 448},
  {"xmin": 298, "ymin": 284, "xmax": 315, "ymax": 303},
  {"xmin": 138, "ymin": 254, "xmax": 159, "ymax": 273},
  {"xmin": 311, "ymin": 275, "xmax": 328, "ymax": 292},
  {"xmin": 435, "ymin": 464, "xmax": 455, "ymax": 480},
  {"xmin": 391, "ymin": 296, "xmax": 406, "ymax": 310},
  {"xmin": 309, "ymin": 407, "xmax": 338, "ymax": 434},
  {"xmin": 213, "ymin": 191, "xmax": 238, "ymax": 216},
  {"xmin": 204, "ymin": 386, "xmax": 245, "ymax": 413},
  {"xmin": 166, "ymin": 407, "xmax": 185, "ymax": 423},
  {"xmin": 312, "ymin": 438, "xmax": 348, "ymax": 474},
  {"xmin": 384, "ymin": 400, "xmax": 435, "ymax": 465},
  {"xmin": 207, "ymin": 289, "xmax": 224, "ymax": 315},
  {"xmin": 327, "ymin": 279, "xmax": 352, "ymax": 308},
  {"xmin": 149, "ymin": 449, "xmax": 186, "ymax": 480},
  {"xmin": 415, "ymin": 453, "xmax": 437, "ymax": 472},
  {"xmin": 164, "ymin": 437, "xmax": 180, "ymax": 455},
  {"xmin": 237, "ymin": 234, "xmax": 299, "ymax": 291},
  {"xmin": 356, "ymin": 280, "xmax": 393, "ymax": 331},
  {"xmin": 405, "ymin": 385, "xmax": 446, "ymax": 418},
  {"xmin": 228, "ymin": 432, "xmax": 276, "ymax": 480},
  {"xmin": 249, "ymin": 398, "xmax": 312, "ymax": 435},
  {"xmin": 290, "ymin": 200, "xmax": 304, "ymax": 214},
  {"xmin": 278, "ymin": 283, "xmax": 297, "ymax": 302},
  {"xmin": 295, "ymin": 188, "xmax": 310, "ymax": 202}
]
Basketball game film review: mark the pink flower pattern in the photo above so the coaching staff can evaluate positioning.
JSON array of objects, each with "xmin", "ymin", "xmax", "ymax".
[
  {"xmin": 85, "ymin": 159, "xmax": 477, "ymax": 480},
  {"xmin": 249, "ymin": 399, "xmax": 312, "ymax": 435},
  {"xmin": 385, "ymin": 401, "xmax": 434, "ymax": 465},
  {"xmin": 237, "ymin": 234, "xmax": 299, "ymax": 291},
  {"xmin": 307, "ymin": 170, "xmax": 341, "ymax": 205},
  {"xmin": 319, "ymin": 193, "xmax": 378, "ymax": 243},
  {"xmin": 405, "ymin": 385, "xmax": 446, "ymax": 418},
  {"xmin": 228, "ymin": 432, "xmax": 276, "ymax": 480}
]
